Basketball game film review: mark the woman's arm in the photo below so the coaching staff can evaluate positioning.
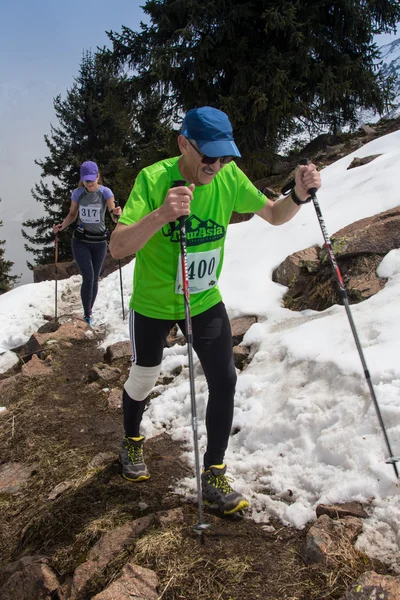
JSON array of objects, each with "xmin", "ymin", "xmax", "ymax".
[
  {"xmin": 107, "ymin": 196, "xmax": 122, "ymax": 223},
  {"xmin": 53, "ymin": 201, "xmax": 79, "ymax": 233}
]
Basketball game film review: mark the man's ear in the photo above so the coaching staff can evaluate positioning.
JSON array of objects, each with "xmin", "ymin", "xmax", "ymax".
[{"xmin": 177, "ymin": 134, "xmax": 189, "ymax": 155}]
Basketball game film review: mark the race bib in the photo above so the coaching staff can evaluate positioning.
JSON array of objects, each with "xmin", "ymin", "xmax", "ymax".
[
  {"xmin": 79, "ymin": 204, "xmax": 101, "ymax": 224},
  {"xmin": 175, "ymin": 248, "xmax": 220, "ymax": 295}
]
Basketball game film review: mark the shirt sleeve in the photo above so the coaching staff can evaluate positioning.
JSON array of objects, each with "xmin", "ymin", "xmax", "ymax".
[
  {"xmin": 71, "ymin": 188, "xmax": 83, "ymax": 203},
  {"xmin": 101, "ymin": 186, "xmax": 114, "ymax": 201},
  {"xmin": 119, "ymin": 170, "xmax": 153, "ymax": 226},
  {"xmin": 233, "ymin": 165, "xmax": 268, "ymax": 214}
]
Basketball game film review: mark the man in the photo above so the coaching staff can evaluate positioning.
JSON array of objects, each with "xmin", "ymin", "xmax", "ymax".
[{"xmin": 109, "ymin": 106, "xmax": 321, "ymax": 514}]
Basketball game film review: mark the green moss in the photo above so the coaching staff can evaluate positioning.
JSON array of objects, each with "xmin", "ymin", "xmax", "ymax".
[{"xmin": 331, "ymin": 235, "xmax": 356, "ymax": 256}]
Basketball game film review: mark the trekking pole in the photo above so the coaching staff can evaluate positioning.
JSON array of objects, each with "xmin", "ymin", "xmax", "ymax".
[
  {"xmin": 54, "ymin": 233, "xmax": 59, "ymax": 323},
  {"xmin": 299, "ymin": 158, "xmax": 399, "ymax": 478},
  {"xmin": 173, "ymin": 179, "xmax": 211, "ymax": 542},
  {"xmin": 113, "ymin": 201, "xmax": 125, "ymax": 320},
  {"xmin": 118, "ymin": 259, "xmax": 125, "ymax": 320}
]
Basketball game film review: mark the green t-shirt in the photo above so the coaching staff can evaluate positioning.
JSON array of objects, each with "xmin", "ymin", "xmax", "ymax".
[{"xmin": 119, "ymin": 156, "xmax": 268, "ymax": 319}]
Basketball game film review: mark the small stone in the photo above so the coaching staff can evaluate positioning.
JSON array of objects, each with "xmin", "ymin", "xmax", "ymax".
[
  {"xmin": 0, "ymin": 462, "xmax": 38, "ymax": 494},
  {"xmin": 48, "ymin": 480, "xmax": 74, "ymax": 501},
  {"xmin": 107, "ymin": 388, "xmax": 122, "ymax": 410}
]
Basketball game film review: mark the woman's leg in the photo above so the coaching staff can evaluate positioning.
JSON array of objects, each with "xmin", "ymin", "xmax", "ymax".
[
  {"xmin": 88, "ymin": 241, "xmax": 107, "ymax": 312},
  {"xmin": 72, "ymin": 239, "xmax": 94, "ymax": 318}
]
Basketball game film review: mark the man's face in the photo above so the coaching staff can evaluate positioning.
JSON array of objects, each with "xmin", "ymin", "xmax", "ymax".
[{"xmin": 179, "ymin": 136, "xmax": 228, "ymax": 186}]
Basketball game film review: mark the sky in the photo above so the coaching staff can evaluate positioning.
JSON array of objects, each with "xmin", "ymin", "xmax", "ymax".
[
  {"xmin": 1, "ymin": 131, "xmax": 400, "ymax": 571},
  {"xmin": 376, "ymin": 30, "xmax": 400, "ymax": 45},
  {"xmin": 0, "ymin": 0, "xmax": 148, "ymax": 284},
  {"xmin": 0, "ymin": 4, "xmax": 399, "ymax": 285}
]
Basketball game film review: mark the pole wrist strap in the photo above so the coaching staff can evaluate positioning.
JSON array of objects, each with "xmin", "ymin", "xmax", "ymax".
[{"xmin": 291, "ymin": 188, "xmax": 312, "ymax": 205}]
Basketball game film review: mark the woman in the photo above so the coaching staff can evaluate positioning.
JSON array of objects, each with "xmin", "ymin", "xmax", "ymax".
[{"xmin": 53, "ymin": 160, "xmax": 122, "ymax": 326}]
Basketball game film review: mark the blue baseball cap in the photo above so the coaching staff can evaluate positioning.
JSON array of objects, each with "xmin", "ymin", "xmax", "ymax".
[
  {"xmin": 181, "ymin": 107, "xmax": 241, "ymax": 158},
  {"xmin": 80, "ymin": 161, "xmax": 99, "ymax": 181}
]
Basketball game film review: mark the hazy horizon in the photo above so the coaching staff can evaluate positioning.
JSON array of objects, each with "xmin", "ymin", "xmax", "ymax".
[{"xmin": 0, "ymin": 0, "xmax": 147, "ymax": 284}]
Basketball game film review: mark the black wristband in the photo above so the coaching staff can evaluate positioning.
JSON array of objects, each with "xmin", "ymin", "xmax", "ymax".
[{"xmin": 291, "ymin": 188, "xmax": 312, "ymax": 206}]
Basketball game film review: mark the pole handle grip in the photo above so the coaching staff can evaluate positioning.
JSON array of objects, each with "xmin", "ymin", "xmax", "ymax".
[
  {"xmin": 112, "ymin": 200, "xmax": 121, "ymax": 223},
  {"xmin": 171, "ymin": 180, "xmax": 187, "ymax": 228},
  {"xmin": 299, "ymin": 158, "xmax": 318, "ymax": 197}
]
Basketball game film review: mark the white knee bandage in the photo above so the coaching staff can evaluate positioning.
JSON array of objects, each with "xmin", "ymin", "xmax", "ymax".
[{"xmin": 124, "ymin": 363, "xmax": 161, "ymax": 401}]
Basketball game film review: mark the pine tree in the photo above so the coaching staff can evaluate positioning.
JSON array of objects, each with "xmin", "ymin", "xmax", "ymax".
[
  {"xmin": 22, "ymin": 50, "xmax": 173, "ymax": 267},
  {"xmin": 108, "ymin": 0, "xmax": 400, "ymax": 176},
  {"xmin": 0, "ymin": 200, "xmax": 20, "ymax": 294}
]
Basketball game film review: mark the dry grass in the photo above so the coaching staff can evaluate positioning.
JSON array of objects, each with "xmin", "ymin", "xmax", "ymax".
[
  {"xmin": 322, "ymin": 533, "xmax": 372, "ymax": 595},
  {"xmin": 273, "ymin": 532, "xmax": 377, "ymax": 600},
  {"xmin": 133, "ymin": 526, "xmax": 253, "ymax": 600},
  {"xmin": 130, "ymin": 522, "xmax": 375, "ymax": 600}
]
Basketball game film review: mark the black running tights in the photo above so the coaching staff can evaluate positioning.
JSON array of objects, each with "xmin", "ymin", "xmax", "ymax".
[
  {"xmin": 123, "ymin": 302, "xmax": 237, "ymax": 469},
  {"xmin": 72, "ymin": 238, "xmax": 107, "ymax": 318}
]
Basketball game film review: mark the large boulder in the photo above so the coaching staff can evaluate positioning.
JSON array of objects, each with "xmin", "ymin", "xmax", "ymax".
[
  {"xmin": 33, "ymin": 261, "xmax": 78, "ymax": 283},
  {"xmin": 303, "ymin": 514, "xmax": 363, "ymax": 565},
  {"xmin": 33, "ymin": 254, "xmax": 133, "ymax": 283},
  {"xmin": 230, "ymin": 316, "xmax": 257, "ymax": 346},
  {"xmin": 69, "ymin": 515, "xmax": 154, "ymax": 600},
  {"xmin": 91, "ymin": 563, "xmax": 158, "ymax": 600},
  {"xmin": 0, "ymin": 556, "xmax": 59, "ymax": 600},
  {"xmin": 327, "ymin": 207, "xmax": 400, "ymax": 258},
  {"xmin": 273, "ymin": 207, "xmax": 400, "ymax": 311}
]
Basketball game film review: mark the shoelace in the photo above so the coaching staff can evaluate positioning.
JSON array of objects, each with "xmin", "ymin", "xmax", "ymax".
[
  {"xmin": 208, "ymin": 473, "xmax": 234, "ymax": 495},
  {"xmin": 127, "ymin": 444, "xmax": 144, "ymax": 464}
]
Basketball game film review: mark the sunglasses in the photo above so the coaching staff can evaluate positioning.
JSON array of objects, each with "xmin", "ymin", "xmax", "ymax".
[{"xmin": 187, "ymin": 139, "xmax": 234, "ymax": 165}]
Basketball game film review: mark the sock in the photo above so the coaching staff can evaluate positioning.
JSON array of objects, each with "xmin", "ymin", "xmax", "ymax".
[{"xmin": 122, "ymin": 388, "xmax": 147, "ymax": 438}]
